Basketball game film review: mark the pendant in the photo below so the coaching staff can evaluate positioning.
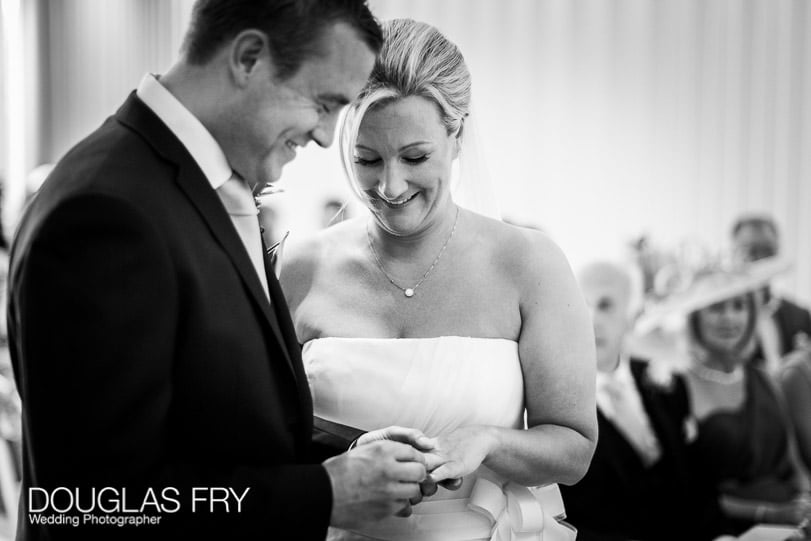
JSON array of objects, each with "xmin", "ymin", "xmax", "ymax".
[{"xmin": 404, "ymin": 288, "xmax": 415, "ymax": 298}]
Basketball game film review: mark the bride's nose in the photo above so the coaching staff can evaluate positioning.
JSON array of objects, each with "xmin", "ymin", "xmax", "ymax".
[{"xmin": 377, "ymin": 163, "xmax": 409, "ymax": 200}]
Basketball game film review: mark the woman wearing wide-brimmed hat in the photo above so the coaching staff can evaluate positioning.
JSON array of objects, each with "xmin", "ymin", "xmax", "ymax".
[{"xmin": 636, "ymin": 257, "xmax": 811, "ymax": 536}]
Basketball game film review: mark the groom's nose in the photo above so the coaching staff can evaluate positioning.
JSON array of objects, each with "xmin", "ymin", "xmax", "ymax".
[{"xmin": 311, "ymin": 113, "xmax": 339, "ymax": 148}]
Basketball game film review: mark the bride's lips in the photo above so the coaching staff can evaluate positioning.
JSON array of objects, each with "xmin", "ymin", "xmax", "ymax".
[{"xmin": 371, "ymin": 191, "xmax": 420, "ymax": 209}]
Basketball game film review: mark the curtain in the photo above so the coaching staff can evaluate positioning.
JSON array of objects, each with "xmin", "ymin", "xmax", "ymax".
[
  {"xmin": 364, "ymin": 0, "xmax": 811, "ymax": 303},
  {"xmin": 7, "ymin": 0, "xmax": 810, "ymax": 303}
]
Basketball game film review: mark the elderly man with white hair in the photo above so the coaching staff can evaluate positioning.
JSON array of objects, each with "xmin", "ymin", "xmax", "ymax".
[{"xmin": 560, "ymin": 261, "xmax": 721, "ymax": 541}]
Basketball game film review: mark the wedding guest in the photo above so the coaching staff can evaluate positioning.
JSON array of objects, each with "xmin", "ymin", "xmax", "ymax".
[
  {"xmin": 7, "ymin": 2, "xmax": 435, "ymax": 540},
  {"xmin": 779, "ymin": 345, "xmax": 811, "ymax": 475},
  {"xmin": 732, "ymin": 214, "xmax": 811, "ymax": 369},
  {"xmin": 561, "ymin": 261, "xmax": 720, "ymax": 541},
  {"xmin": 678, "ymin": 267, "xmax": 811, "ymax": 534},
  {"xmin": 280, "ymin": 18, "xmax": 596, "ymax": 541}
]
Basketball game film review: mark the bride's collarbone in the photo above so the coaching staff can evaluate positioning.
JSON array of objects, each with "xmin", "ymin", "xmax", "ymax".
[{"xmin": 320, "ymin": 286, "xmax": 520, "ymax": 341}]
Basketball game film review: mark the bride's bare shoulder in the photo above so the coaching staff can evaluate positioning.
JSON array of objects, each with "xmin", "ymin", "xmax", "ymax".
[
  {"xmin": 469, "ymin": 212, "xmax": 573, "ymax": 288},
  {"xmin": 471, "ymin": 213, "xmax": 560, "ymax": 260}
]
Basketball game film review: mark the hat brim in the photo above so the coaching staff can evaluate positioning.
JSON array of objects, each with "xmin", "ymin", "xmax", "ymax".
[{"xmin": 636, "ymin": 256, "xmax": 792, "ymax": 333}]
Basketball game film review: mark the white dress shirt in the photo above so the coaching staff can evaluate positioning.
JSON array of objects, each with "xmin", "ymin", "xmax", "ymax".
[
  {"xmin": 757, "ymin": 296, "xmax": 783, "ymax": 372},
  {"xmin": 136, "ymin": 74, "xmax": 269, "ymax": 300},
  {"xmin": 596, "ymin": 356, "xmax": 662, "ymax": 466}
]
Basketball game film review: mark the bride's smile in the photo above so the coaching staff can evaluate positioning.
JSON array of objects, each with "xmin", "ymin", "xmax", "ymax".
[{"xmin": 353, "ymin": 95, "xmax": 459, "ymax": 237}]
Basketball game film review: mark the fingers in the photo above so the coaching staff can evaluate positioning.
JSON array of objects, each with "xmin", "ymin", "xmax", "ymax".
[
  {"xmin": 439, "ymin": 477, "xmax": 463, "ymax": 491},
  {"xmin": 420, "ymin": 478, "xmax": 438, "ymax": 498},
  {"xmin": 356, "ymin": 429, "xmax": 385, "ymax": 446},
  {"xmin": 395, "ymin": 500, "xmax": 412, "ymax": 517},
  {"xmin": 384, "ymin": 426, "xmax": 438, "ymax": 451},
  {"xmin": 428, "ymin": 462, "xmax": 464, "ymax": 484},
  {"xmin": 389, "ymin": 441, "xmax": 428, "ymax": 465},
  {"xmin": 359, "ymin": 426, "xmax": 437, "ymax": 451},
  {"xmin": 423, "ymin": 450, "xmax": 449, "ymax": 472},
  {"xmin": 356, "ymin": 440, "xmax": 427, "ymax": 467},
  {"xmin": 389, "ymin": 481, "xmax": 422, "ymax": 501},
  {"xmin": 391, "ymin": 460, "xmax": 428, "ymax": 484}
]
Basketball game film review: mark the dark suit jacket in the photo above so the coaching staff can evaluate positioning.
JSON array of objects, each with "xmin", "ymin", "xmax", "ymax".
[
  {"xmin": 750, "ymin": 296, "xmax": 811, "ymax": 366},
  {"xmin": 773, "ymin": 297, "xmax": 811, "ymax": 355},
  {"xmin": 7, "ymin": 93, "xmax": 331, "ymax": 540},
  {"xmin": 560, "ymin": 359, "xmax": 720, "ymax": 541}
]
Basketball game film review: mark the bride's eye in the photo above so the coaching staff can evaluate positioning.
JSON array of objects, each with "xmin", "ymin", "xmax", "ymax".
[
  {"xmin": 403, "ymin": 155, "xmax": 429, "ymax": 165},
  {"xmin": 354, "ymin": 156, "xmax": 381, "ymax": 166}
]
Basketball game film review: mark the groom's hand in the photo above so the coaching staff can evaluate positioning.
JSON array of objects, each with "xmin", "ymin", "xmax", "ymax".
[
  {"xmin": 357, "ymin": 426, "xmax": 462, "ymax": 503},
  {"xmin": 324, "ymin": 440, "xmax": 428, "ymax": 529},
  {"xmin": 356, "ymin": 426, "xmax": 437, "ymax": 451},
  {"xmin": 352, "ymin": 426, "xmax": 462, "ymax": 515}
]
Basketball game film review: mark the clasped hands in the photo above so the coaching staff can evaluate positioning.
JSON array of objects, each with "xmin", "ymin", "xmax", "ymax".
[{"xmin": 325, "ymin": 425, "xmax": 494, "ymax": 529}]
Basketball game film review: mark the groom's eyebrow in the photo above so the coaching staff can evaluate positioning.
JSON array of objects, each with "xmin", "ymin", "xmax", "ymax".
[{"xmin": 319, "ymin": 93, "xmax": 351, "ymax": 107}]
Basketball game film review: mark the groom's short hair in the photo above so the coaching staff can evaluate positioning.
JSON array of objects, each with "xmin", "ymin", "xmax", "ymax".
[{"xmin": 182, "ymin": 0, "xmax": 382, "ymax": 80}]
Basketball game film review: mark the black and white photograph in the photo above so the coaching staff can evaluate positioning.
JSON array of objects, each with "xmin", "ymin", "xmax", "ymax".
[{"xmin": 1, "ymin": 0, "xmax": 810, "ymax": 539}]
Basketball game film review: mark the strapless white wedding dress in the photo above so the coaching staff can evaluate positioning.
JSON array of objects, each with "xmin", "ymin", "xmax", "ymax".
[{"xmin": 302, "ymin": 336, "xmax": 575, "ymax": 541}]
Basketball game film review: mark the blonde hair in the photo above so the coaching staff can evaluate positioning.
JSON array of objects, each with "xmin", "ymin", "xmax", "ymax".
[{"xmin": 339, "ymin": 19, "xmax": 472, "ymax": 199}]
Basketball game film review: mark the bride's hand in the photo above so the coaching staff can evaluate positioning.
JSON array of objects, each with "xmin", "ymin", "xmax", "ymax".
[
  {"xmin": 356, "ymin": 425, "xmax": 438, "ymax": 452},
  {"xmin": 356, "ymin": 427, "xmax": 453, "ymax": 514},
  {"xmin": 426, "ymin": 426, "xmax": 497, "ymax": 484}
]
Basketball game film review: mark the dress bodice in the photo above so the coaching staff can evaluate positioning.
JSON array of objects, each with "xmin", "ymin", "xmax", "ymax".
[
  {"xmin": 303, "ymin": 336, "xmax": 525, "ymax": 437},
  {"xmin": 302, "ymin": 336, "xmax": 574, "ymax": 541}
]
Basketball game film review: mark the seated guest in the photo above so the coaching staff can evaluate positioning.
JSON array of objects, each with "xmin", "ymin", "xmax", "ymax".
[
  {"xmin": 561, "ymin": 261, "xmax": 720, "ymax": 541},
  {"xmin": 731, "ymin": 214, "xmax": 811, "ymax": 370},
  {"xmin": 778, "ymin": 346, "xmax": 811, "ymax": 476},
  {"xmin": 678, "ymin": 265, "xmax": 811, "ymax": 535}
]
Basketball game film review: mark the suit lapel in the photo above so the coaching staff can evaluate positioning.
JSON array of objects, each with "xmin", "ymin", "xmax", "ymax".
[
  {"xmin": 263, "ymin": 248, "xmax": 313, "ymax": 438},
  {"xmin": 598, "ymin": 407, "xmax": 647, "ymax": 472},
  {"xmin": 630, "ymin": 361, "xmax": 689, "ymax": 476},
  {"xmin": 114, "ymin": 93, "xmax": 297, "ymax": 378},
  {"xmin": 631, "ymin": 363, "xmax": 669, "ymax": 445},
  {"xmin": 774, "ymin": 301, "xmax": 793, "ymax": 355}
]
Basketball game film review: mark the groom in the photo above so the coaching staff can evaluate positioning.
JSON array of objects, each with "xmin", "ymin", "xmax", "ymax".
[{"xmin": 7, "ymin": 1, "xmax": 431, "ymax": 539}]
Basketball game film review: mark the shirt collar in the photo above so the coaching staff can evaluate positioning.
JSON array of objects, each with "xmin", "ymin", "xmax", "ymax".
[
  {"xmin": 597, "ymin": 354, "xmax": 633, "ymax": 388},
  {"xmin": 136, "ymin": 74, "xmax": 232, "ymax": 190}
]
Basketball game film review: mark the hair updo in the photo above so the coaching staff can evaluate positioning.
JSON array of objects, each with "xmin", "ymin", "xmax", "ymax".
[{"xmin": 339, "ymin": 19, "xmax": 472, "ymax": 198}]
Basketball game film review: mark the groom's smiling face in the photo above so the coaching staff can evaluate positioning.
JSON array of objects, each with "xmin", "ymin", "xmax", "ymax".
[
  {"xmin": 226, "ymin": 22, "xmax": 375, "ymax": 189},
  {"xmin": 353, "ymin": 95, "xmax": 459, "ymax": 237}
]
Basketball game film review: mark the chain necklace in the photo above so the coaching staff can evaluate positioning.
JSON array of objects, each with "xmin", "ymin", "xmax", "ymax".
[{"xmin": 366, "ymin": 206, "xmax": 460, "ymax": 298}]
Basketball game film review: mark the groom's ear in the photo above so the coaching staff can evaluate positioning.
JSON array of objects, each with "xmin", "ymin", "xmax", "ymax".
[{"xmin": 228, "ymin": 29, "xmax": 269, "ymax": 87}]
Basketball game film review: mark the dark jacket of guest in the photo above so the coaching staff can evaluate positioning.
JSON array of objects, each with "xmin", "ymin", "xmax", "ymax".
[
  {"xmin": 561, "ymin": 358, "xmax": 720, "ymax": 541},
  {"xmin": 774, "ymin": 298, "xmax": 811, "ymax": 354}
]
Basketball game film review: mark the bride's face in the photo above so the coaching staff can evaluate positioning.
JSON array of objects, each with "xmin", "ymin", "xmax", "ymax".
[{"xmin": 353, "ymin": 95, "xmax": 458, "ymax": 236}]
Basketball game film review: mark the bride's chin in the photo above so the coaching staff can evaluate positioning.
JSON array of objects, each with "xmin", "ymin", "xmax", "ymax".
[{"xmin": 373, "ymin": 212, "xmax": 422, "ymax": 237}]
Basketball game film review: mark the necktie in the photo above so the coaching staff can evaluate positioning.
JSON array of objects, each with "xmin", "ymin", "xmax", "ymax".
[
  {"xmin": 216, "ymin": 174, "xmax": 270, "ymax": 300},
  {"xmin": 757, "ymin": 311, "xmax": 783, "ymax": 372},
  {"xmin": 598, "ymin": 372, "xmax": 662, "ymax": 467}
]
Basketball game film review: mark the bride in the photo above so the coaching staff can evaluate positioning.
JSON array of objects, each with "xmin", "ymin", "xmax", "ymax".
[{"xmin": 280, "ymin": 19, "xmax": 597, "ymax": 540}]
